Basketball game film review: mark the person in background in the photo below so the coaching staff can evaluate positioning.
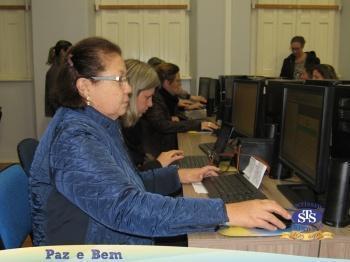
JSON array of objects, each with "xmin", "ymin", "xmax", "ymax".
[
  {"xmin": 141, "ymin": 62, "xmax": 219, "ymax": 157},
  {"xmin": 299, "ymin": 65, "xmax": 314, "ymax": 80},
  {"xmin": 45, "ymin": 40, "xmax": 72, "ymax": 117},
  {"xmin": 30, "ymin": 37, "xmax": 290, "ymax": 246},
  {"xmin": 280, "ymin": 36, "xmax": 320, "ymax": 80},
  {"xmin": 147, "ymin": 57, "xmax": 206, "ymax": 109},
  {"xmin": 122, "ymin": 59, "xmax": 184, "ymax": 171},
  {"xmin": 122, "ymin": 59, "xmax": 217, "ymax": 179},
  {"xmin": 312, "ymin": 64, "xmax": 338, "ymax": 80}
]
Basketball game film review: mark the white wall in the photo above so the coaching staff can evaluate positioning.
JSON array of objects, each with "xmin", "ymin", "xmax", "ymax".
[
  {"xmin": 31, "ymin": 0, "xmax": 94, "ymax": 137},
  {"xmin": 230, "ymin": 0, "xmax": 251, "ymax": 75},
  {"xmin": 189, "ymin": 0, "xmax": 251, "ymax": 94},
  {"xmin": 189, "ymin": 0, "xmax": 225, "ymax": 94},
  {"xmin": 0, "ymin": 81, "xmax": 36, "ymax": 161}
]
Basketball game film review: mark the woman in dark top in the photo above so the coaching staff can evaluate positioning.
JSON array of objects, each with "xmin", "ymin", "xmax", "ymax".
[
  {"xmin": 280, "ymin": 36, "xmax": 320, "ymax": 79},
  {"xmin": 142, "ymin": 63, "xmax": 218, "ymax": 156},
  {"xmin": 45, "ymin": 40, "xmax": 72, "ymax": 116},
  {"xmin": 122, "ymin": 59, "xmax": 215, "ymax": 177}
]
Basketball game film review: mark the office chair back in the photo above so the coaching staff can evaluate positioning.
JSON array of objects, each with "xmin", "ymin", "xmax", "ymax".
[
  {"xmin": 17, "ymin": 138, "xmax": 39, "ymax": 177},
  {"xmin": 0, "ymin": 164, "xmax": 32, "ymax": 249}
]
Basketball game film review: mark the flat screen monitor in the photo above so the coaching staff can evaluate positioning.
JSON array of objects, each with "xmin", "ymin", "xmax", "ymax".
[
  {"xmin": 231, "ymin": 80, "xmax": 264, "ymax": 138},
  {"xmin": 198, "ymin": 77, "xmax": 211, "ymax": 99},
  {"xmin": 279, "ymin": 84, "xmax": 332, "ymax": 193}
]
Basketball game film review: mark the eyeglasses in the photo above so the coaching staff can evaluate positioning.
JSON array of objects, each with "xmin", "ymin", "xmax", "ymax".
[{"xmin": 90, "ymin": 75, "xmax": 129, "ymax": 86}]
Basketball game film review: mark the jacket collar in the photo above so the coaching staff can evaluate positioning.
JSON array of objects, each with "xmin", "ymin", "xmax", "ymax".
[{"xmin": 79, "ymin": 106, "xmax": 118, "ymax": 132}]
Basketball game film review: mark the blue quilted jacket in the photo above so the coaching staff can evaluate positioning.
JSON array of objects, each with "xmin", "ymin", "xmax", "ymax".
[{"xmin": 29, "ymin": 107, "xmax": 228, "ymax": 245}]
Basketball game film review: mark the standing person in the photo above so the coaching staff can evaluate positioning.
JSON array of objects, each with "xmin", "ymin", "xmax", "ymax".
[
  {"xmin": 280, "ymin": 36, "xmax": 320, "ymax": 79},
  {"xmin": 45, "ymin": 40, "xmax": 72, "ymax": 116},
  {"xmin": 142, "ymin": 62, "xmax": 218, "ymax": 157},
  {"xmin": 30, "ymin": 37, "xmax": 290, "ymax": 246}
]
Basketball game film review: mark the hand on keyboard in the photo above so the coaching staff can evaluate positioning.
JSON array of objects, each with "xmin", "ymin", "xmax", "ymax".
[
  {"xmin": 157, "ymin": 150, "xmax": 184, "ymax": 167},
  {"xmin": 178, "ymin": 165, "xmax": 220, "ymax": 184},
  {"xmin": 225, "ymin": 199, "xmax": 291, "ymax": 231}
]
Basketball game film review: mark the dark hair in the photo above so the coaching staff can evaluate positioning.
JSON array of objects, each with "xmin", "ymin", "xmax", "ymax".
[
  {"xmin": 53, "ymin": 37, "xmax": 122, "ymax": 108},
  {"xmin": 46, "ymin": 40, "xmax": 72, "ymax": 65},
  {"xmin": 290, "ymin": 36, "xmax": 306, "ymax": 47},
  {"xmin": 313, "ymin": 64, "xmax": 338, "ymax": 80},
  {"xmin": 155, "ymin": 63, "xmax": 179, "ymax": 85},
  {"xmin": 147, "ymin": 57, "xmax": 165, "ymax": 68}
]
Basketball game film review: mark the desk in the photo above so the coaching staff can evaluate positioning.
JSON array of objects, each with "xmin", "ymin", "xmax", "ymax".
[{"xmin": 178, "ymin": 132, "xmax": 350, "ymax": 259}]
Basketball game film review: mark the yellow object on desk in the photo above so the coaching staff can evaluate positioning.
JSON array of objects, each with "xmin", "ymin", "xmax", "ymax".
[{"xmin": 219, "ymin": 161, "xmax": 238, "ymax": 173}]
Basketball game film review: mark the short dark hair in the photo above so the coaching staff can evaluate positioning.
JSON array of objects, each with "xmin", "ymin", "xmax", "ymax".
[
  {"xmin": 53, "ymin": 37, "xmax": 122, "ymax": 108},
  {"xmin": 147, "ymin": 57, "xmax": 165, "ymax": 68},
  {"xmin": 290, "ymin": 36, "xmax": 306, "ymax": 47},
  {"xmin": 155, "ymin": 63, "xmax": 179, "ymax": 85},
  {"xmin": 313, "ymin": 64, "xmax": 338, "ymax": 80}
]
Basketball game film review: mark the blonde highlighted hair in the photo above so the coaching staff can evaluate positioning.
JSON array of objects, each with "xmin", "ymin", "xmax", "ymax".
[{"xmin": 122, "ymin": 59, "xmax": 160, "ymax": 127}]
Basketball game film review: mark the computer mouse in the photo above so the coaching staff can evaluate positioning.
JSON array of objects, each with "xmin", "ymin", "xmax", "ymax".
[{"xmin": 273, "ymin": 213, "xmax": 292, "ymax": 228}]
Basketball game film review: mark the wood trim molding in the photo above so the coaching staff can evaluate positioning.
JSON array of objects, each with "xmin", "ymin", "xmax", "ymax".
[
  {"xmin": 0, "ymin": 5, "xmax": 30, "ymax": 10},
  {"xmin": 253, "ymin": 4, "xmax": 340, "ymax": 11},
  {"xmin": 95, "ymin": 4, "xmax": 188, "ymax": 11}
]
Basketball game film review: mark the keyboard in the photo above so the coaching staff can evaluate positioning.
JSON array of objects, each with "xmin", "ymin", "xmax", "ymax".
[
  {"xmin": 199, "ymin": 143, "xmax": 215, "ymax": 155},
  {"xmin": 202, "ymin": 173, "xmax": 267, "ymax": 203},
  {"xmin": 177, "ymin": 155, "xmax": 210, "ymax": 168},
  {"xmin": 199, "ymin": 143, "xmax": 234, "ymax": 156}
]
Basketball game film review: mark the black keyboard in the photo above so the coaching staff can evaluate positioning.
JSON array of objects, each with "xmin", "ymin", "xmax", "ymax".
[
  {"xmin": 202, "ymin": 173, "xmax": 267, "ymax": 203},
  {"xmin": 199, "ymin": 143, "xmax": 235, "ymax": 156},
  {"xmin": 177, "ymin": 155, "xmax": 210, "ymax": 168},
  {"xmin": 199, "ymin": 143, "xmax": 215, "ymax": 155}
]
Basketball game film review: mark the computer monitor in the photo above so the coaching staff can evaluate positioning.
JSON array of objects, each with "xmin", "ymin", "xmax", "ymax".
[
  {"xmin": 207, "ymin": 78, "xmax": 219, "ymax": 116},
  {"xmin": 264, "ymin": 79, "xmax": 304, "ymax": 135},
  {"xmin": 277, "ymin": 83, "xmax": 334, "ymax": 205},
  {"xmin": 198, "ymin": 77, "xmax": 211, "ymax": 99},
  {"xmin": 231, "ymin": 79, "xmax": 265, "ymax": 138}
]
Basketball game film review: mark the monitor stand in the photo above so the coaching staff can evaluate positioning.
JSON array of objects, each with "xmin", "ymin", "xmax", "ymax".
[{"xmin": 277, "ymin": 184, "xmax": 326, "ymax": 207}]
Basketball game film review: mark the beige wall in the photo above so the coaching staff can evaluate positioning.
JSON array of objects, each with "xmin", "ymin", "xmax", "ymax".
[
  {"xmin": 0, "ymin": 0, "xmax": 349, "ymax": 162},
  {"xmin": 339, "ymin": 0, "xmax": 350, "ymax": 79},
  {"xmin": 0, "ymin": 81, "xmax": 36, "ymax": 161}
]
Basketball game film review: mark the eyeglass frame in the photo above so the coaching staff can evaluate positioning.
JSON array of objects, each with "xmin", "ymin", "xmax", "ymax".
[{"xmin": 90, "ymin": 75, "xmax": 129, "ymax": 85}]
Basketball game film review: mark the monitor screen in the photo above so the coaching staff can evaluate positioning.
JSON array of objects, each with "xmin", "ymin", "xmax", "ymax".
[
  {"xmin": 232, "ymin": 82, "xmax": 258, "ymax": 137},
  {"xmin": 224, "ymin": 78, "xmax": 234, "ymax": 105},
  {"xmin": 198, "ymin": 77, "xmax": 211, "ymax": 98},
  {"xmin": 280, "ymin": 87, "xmax": 323, "ymax": 182}
]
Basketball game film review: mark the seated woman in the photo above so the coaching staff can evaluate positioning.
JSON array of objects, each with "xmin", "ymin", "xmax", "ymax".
[
  {"xmin": 141, "ymin": 62, "xmax": 218, "ymax": 157},
  {"xmin": 147, "ymin": 56, "xmax": 206, "ymax": 110},
  {"xmin": 121, "ymin": 59, "xmax": 218, "ymax": 195},
  {"xmin": 122, "ymin": 59, "xmax": 185, "ymax": 171},
  {"xmin": 30, "ymin": 37, "xmax": 290, "ymax": 246},
  {"xmin": 312, "ymin": 64, "xmax": 338, "ymax": 80}
]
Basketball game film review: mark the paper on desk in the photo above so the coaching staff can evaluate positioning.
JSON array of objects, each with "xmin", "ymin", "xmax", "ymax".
[
  {"xmin": 243, "ymin": 156, "xmax": 267, "ymax": 189},
  {"xmin": 192, "ymin": 182, "xmax": 208, "ymax": 194}
]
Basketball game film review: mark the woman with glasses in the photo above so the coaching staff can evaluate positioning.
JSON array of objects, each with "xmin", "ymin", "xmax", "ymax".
[
  {"xmin": 30, "ymin": 37, "xmax": 290, "ymax": 246},
  {"xmin": 280, "ymin": 36, "xmax": 320, "ymax": 79}
]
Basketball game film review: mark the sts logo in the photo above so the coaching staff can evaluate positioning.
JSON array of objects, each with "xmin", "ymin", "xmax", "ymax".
[{"xmin": 292, "ymin": 209, "xmax": 323, "ymax": 225}]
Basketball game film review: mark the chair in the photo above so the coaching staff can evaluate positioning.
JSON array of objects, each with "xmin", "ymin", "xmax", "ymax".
[
  {"xmin": 0, "ymin": 164, "xmax": 32, "ymax": 249},
  {"xmin": 17, "ymin": 138, "xmax": 39, "ymax": 177}
]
